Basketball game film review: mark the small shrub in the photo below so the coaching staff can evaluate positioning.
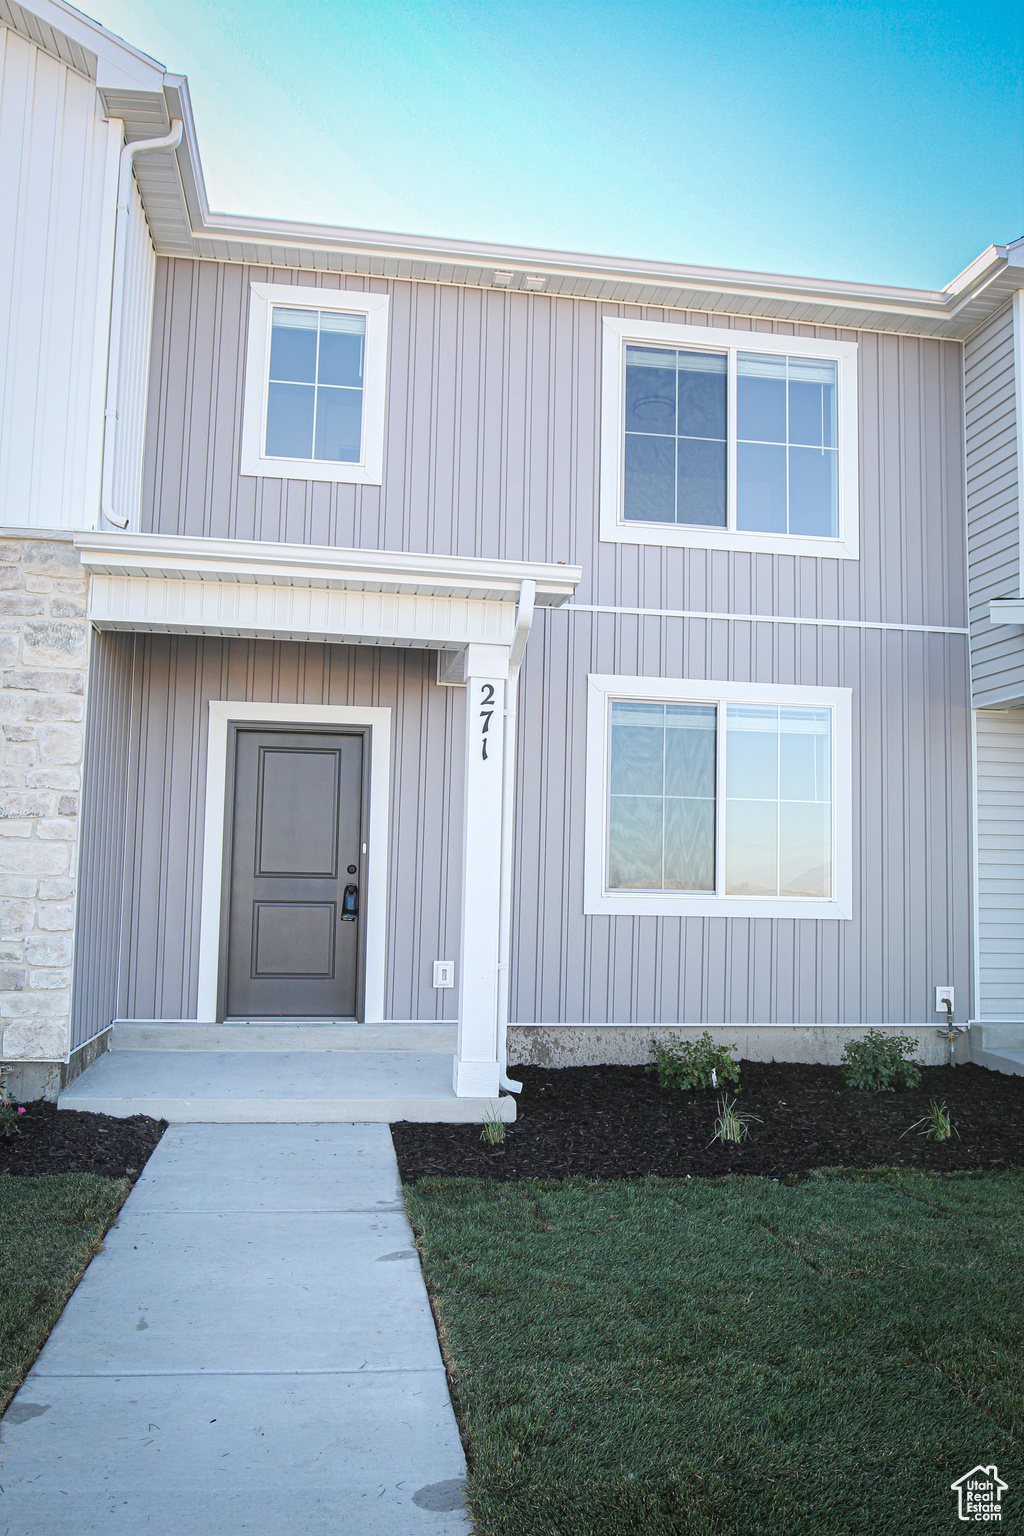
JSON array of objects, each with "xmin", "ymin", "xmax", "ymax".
[
  {"xmin": 903, "ymin": 1099, "xmax": 959, "ymax": 1142},
  {"xmin": 651, "ymin": 1031, "xmax": 740, "ymax": 1092},
  {"xmin": 480, "ymin": 1105, "xmax": 506, "ymax": 1146},
  {"xmin": 709, "ymin": 1094, "xmax": 760, "ymax": 1145},
  {"xmin": 841, "ymin": 1029, "xmax": 921, "ymax": 1092}
]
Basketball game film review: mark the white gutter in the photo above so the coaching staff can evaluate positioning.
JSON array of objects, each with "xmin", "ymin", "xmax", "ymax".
[
  {"xmin": 496, "ymin": 578, "xmax": 536, "ymax": 1093},
  {"xmin": 100, "ymin": 120, "xmax": 183, "ymax": 529}
]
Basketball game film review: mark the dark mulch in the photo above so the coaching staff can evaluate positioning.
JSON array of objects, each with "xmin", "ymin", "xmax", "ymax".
[
  {"xmin": 0, "ymin": 1099, "xmax": 165, "ymax": 1180},
  {"xmin": 392, "ymin": 1060, "xmax": 1024, "ymax": 1182}
]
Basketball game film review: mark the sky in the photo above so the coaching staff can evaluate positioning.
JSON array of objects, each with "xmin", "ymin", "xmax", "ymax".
[{"xmin": 86, "ymin": 0, "xmax": 1023, "ymax": 290}]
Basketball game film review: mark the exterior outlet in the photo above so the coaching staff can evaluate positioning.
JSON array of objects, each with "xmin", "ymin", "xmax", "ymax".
[
  {"xmin": 935, "ymin": 986, "xmax": 954, "ymax": 1013},
  {"xmin": 433, "ymin": 960, "xmax": 454, "ymax": 989}
]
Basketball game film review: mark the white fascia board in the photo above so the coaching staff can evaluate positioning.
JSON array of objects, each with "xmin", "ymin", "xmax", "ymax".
[
  {"xmin": 73, "ymin": 532, "xmax": 582, "ymax": 605},
  {"xmin": 10, "ymin": 0, "xmax": 167, "ymax": 87},
  {"xmin": 989, "ymin": 600, "xmax": 1024, "ymax": 625}
]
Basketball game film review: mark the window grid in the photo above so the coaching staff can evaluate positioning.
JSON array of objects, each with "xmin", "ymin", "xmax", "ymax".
[{"xmin": 265, "ymin": 308, "xmax": 366, "ymax": 465}]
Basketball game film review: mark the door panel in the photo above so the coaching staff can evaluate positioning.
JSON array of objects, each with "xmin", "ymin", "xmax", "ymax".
[{"xmin": 225, "ymin": 730, "xmax": 364, "ymax": 1018}]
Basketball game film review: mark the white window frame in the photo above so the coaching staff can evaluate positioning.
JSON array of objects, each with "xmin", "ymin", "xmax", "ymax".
[
  {"xmin": 584, "ymin": 675, "xmax": 853, "ymax": 919},
  {"xmin": 599, "ymin": 318, "xmax": 859, "ymax": 559},
  {"xmin": 240, "ymin": 283, "xmax": 390, "ymax": 484}
]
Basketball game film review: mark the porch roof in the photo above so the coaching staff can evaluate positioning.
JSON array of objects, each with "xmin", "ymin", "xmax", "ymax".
[{"xmin": 73, "ymin": 532, "xmax": 582, "ymax": 651}]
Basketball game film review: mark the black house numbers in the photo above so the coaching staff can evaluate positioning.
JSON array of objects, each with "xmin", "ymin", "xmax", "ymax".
[{"xmin": 479, "ymin": 682, "xmax": 495, "ymax": 760}]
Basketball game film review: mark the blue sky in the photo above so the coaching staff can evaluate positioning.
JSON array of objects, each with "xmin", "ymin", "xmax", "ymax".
[{"xmin": 89, "ymin": 0, "xmax": 1022, "ymax": 289}]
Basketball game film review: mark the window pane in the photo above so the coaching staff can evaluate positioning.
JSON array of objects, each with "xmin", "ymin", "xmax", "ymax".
[
  {"xmin": 665, "ymin": 797, "xmax": 715, "ymax": 890},
  {"xmin": 676, "ymin": 351, "xmax": 726, "ymax": 439},
  {"xmin": 788, "ymin": 358, "xmax": 837, "ymax": 448},
  {"xmin": 737, "ymin": 353, "xmax": 786, "ymax": 442},
  {"xmin": 779, "ymin": 802, "xmax": 831, "ymax": 897},
  {"xmin": 317, "ymin": 313, "xmax": 366, "ymax": 387},
  {"xmin": 726, "ymin": 705, "xmax": 779, "ymax": 799},
  {"xmin": 609, "ymin": 795, "xmax": 663, "ymax": 889},
  {"xmin": 625, "ymin": 348, "xmax": 676, "ymax": 435},
  {"xmin": 269, "ymin": 309, "xmax": 317, "ymax": 383},
  {"xmin": 624, "ymin": 434, "xmax": 675, "ymax": 522},
  {"xmin": 314, "ymin": 386, "xmax": 363, "ymax": 462},
  {"xmin": 779, "ymin": 707, "xmax": 831, "ymax": 802},
  {"xmin": 664, "ymin": 705, "xmax": 716, "ymax": 798},
  {"xmin": 609, "ymin": 701, "xmax": 716, "ymax": 892},
  {"xmin": 725, "ymin": 799, "xmax": 778, "ymax": 895},
  {"xmin": 737, "ymin": 442, "xmax": 787, "ymax": 532},
  {"xmin": 610, "ymin": 703, "xmax": 664, "ymax": 795},
  {"xmin": 677, "ymin": 437, "xmax": 726, "ymax": 527},
  {"xmin": 789, "ymin": 447, "xmax": 838, "ymax": 537},
  {"xmin": 265, "ymin": 381, "xmax": 314, "ymax": 458}
]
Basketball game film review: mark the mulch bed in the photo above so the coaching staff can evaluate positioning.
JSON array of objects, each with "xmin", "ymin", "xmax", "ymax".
[
  {"xmin": 392, "ymin": 1061, "xmax": 1024, "ymax": 1182},
  {"xmin": 0, "ymin": 1100, "xmax": 165, "ymax": 1180}
]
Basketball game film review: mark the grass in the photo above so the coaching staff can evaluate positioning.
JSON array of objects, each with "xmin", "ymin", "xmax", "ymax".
[
  {"xmin": 406, "ymin": 1170, "xmax": 1024, "ymax": 1535},
  {"xmin": 0, "ymin": 1173, "xmax": 131, "ymax": 1413}
]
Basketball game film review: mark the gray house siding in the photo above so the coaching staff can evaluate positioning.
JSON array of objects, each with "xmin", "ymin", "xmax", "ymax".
[
  {"xmin": 70, "ymin": 629, "xmax": 136, "ymax": 1050},
  {"xmin": 108, "ymin": 258, "xmax": 973, "ymax": 1031},
  {"xmin": 142, "ymin": 261, "xmax": 966, "ymax": 631},
  {"xmin": 966, "ymin": 302, "xmax": 1024, "ymax": 706}
]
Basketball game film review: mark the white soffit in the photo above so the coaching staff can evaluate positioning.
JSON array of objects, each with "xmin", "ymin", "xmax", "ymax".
[{"xmin": 74, "ymin": 532, "xmax": 582, "ymax": 649}]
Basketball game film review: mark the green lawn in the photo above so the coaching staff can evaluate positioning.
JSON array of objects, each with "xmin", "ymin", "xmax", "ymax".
[
  {"xmin": 0, "ymin": 1173, "xmax": 131, "ymax": 1414},
  {"xmin": 406, "ymin": 1171, "xmax": 1024, "ymax": 1535}
]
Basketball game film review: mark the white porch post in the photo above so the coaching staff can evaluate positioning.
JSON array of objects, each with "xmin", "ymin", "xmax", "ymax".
[{"xmin": 454, "ymin": 642, "xmax": 509, "ymax": 1097}]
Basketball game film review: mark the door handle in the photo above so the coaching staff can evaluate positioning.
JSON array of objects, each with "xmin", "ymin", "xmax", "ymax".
[{"xmin": 341, "ymin": 883, "xmax": 359, "ymax": 922}]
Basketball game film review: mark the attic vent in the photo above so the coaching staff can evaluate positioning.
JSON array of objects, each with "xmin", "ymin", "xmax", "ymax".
[
  {"xmin": 523, "ymin": 274, "xmax": 547, "ymax": 291},
  {"xmin": 491, "ymin": 270, "xmax": 514, "ymax": 287}
]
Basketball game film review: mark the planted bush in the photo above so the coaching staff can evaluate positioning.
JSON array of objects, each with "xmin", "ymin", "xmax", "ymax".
[
  {"xmin": 651, "ymin": 1031, "xmax": 740, "ymax": 1092},
  {"xmin": 841, "ymin": 1029, "xmax": 921, "ymax": 1092}
]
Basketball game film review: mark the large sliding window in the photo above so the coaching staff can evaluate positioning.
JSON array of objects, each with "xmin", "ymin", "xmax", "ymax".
[
  {"xmin": 602, "ymin": 319, "xmax": 858, "ymax": 559},
  {"xmin": 586, "ymin": 677, "xmax": 852, "ymax": 919}
]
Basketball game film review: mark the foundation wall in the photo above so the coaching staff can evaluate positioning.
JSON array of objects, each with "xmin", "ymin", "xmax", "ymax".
[{"xmin": 508, "ymin": 1023, "xmax": 969, "ymax": 1069}]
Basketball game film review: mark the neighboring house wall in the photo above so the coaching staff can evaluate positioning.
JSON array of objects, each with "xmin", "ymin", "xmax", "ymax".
[
  {"xmin": 974, "ymin": 708, "xmax": 1024, "ymax": 1021},
  {"xmin": 0, "ymin": 536, "xmax": 87, "ymax": 1073},
  {"xmin": 0, "ymin": 22, "xmax": 117, "ymax": 531},
  {"xmin": 124, "ymin": 259, "xmax": 972, "ymax": 1029},
  {"xmin": 966, "ymin": 302, "xmax": 1024, "ymax": 706}
]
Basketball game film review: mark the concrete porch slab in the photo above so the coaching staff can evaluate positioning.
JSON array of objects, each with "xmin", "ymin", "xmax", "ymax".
[{"xmin": 59, "ymin": 1048, "xmax": 515, "ymax": 1123}]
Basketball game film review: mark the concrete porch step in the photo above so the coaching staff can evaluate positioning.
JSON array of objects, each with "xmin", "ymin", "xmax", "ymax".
[
  {"xmin": 968, "ymin": 1023, "xmax": 1024, "ymax": 1077},
  {"xmin": 59, "ymin": 1049, "xmax": 515, "ymax": 1124},
  {"xmin": 110, "ymin": 1021, "xmax": 457, "ymax": 1052}
]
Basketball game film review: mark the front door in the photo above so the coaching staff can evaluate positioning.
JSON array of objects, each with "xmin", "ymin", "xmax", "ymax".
[{"xmin": 224, "ymin": 729, "xmax": 364, "ymax": 1018}]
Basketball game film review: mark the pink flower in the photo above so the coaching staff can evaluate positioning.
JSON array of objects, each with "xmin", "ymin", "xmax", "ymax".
[{"xmin": 17, "ymin": 1107, "xmax": 25, "ymax": 1114}]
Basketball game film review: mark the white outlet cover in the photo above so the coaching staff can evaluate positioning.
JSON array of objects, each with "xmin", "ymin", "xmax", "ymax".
[
  {"xmin": 935, "ymin": 986, "xmax": 954, "ymax": 1012},
  {"xmin": 433, "ymin": 960, "xmax": 454, "ymax": 989}
]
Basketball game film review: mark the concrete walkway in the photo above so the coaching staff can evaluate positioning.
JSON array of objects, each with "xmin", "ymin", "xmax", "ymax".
[{"xmin": 0, "ymin": 1125, "xmax": 470, "ymax": 1535}]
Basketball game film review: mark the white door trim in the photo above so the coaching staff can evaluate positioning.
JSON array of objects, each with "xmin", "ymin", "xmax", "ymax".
[{"xmin": 196, "ymin": 702, "xmax": 391, "ymax": 1024}]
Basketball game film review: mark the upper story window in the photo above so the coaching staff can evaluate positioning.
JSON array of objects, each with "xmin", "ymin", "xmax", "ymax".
[
  {"xmin": 240, "ymin": 284, "xmax": 389, "ymax": 485},
  {"xmin": 602, "ymin": 319, "xmax": 858, "ymax": 560},
  {"xmin": 584, "ymin": 675, "xmax": 853, "ymax": 920}
]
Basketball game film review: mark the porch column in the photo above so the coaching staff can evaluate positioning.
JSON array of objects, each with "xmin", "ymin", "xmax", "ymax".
[{"xmin": 454, "ymin": 643, "xmax": 509, "ymax": 1097}]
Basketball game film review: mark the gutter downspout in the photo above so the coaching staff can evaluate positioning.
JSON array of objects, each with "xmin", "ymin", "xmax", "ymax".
[
  {"xmin": 100, "ymin": 120, "xmax": 183, "ymax": 529},
  {"xmin": 496, "ymin": 578, "xmax": 536, "ymax": 1093}
]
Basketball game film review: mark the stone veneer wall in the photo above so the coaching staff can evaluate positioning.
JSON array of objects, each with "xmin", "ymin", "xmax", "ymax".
[{"xmin": 0, "ymin": 535, "xmax": 87, "ymax": 1075}]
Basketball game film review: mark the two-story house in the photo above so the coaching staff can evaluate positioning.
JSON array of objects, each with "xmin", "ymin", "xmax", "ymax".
[{"xmin": 2, "ymin": 0, "xmax": 1023, "ymax": 1119}]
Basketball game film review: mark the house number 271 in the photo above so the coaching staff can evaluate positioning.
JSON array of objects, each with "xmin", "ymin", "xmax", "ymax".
[{"xmin": 479, "ymin": 683, "xmax": 495, "ymax": 760}]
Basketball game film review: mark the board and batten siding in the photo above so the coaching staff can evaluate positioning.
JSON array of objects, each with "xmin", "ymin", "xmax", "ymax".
[
  {"xmin": 142, "ymin": 261, "xmax": 967, "ymax": 633},
  {"xmin": 111, "ymin": 168, "xmax": 157, "ymax": 534},
  {"xmin": 966, "ymin": 301, "xmax": 1024, "ymax": 707},
  {"xmin": 974, "ymin": 708, "xmax": 1024, "ymax": 1021},
  {"xmin": 0, "ymin": 23, "xmax": 118, "ymax": 530}
]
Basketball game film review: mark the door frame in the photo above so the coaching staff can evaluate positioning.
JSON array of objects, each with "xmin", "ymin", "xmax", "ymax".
[{"xmin": 196, "ymin": 702, "xmax": 391, "ymax": 1023}]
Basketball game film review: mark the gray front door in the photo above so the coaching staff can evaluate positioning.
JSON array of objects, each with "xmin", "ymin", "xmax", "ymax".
[{"xmin": 224, "ymin": 729, "xmax": 364, "ymax": 1018}]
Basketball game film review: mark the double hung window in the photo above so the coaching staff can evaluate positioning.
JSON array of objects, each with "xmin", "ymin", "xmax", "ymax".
[
  {"xmin": 241, "ymin": 284, "xmax": 389, "ymax": 485},
  {"xmin": 586, "ymin": 677, "xmax": 852, "ymax": 919},
  {"xmin": 602, "ymin": 319, "xmax": 858, "ymax": 558}
]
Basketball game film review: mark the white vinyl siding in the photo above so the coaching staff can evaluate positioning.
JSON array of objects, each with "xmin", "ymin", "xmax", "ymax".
[
  {"xmin": 0, "ymin": 24, "xmax": 118, "ymax": 529},
  {"xmin": 975, "ymin": 709, "xmax": 1024, "ymax": 1020}
]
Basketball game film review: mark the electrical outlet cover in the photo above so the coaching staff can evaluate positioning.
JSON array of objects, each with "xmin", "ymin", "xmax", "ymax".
[{"xmin": 433, "ymin": 960, "xmax": 454, "ymax": 989}]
